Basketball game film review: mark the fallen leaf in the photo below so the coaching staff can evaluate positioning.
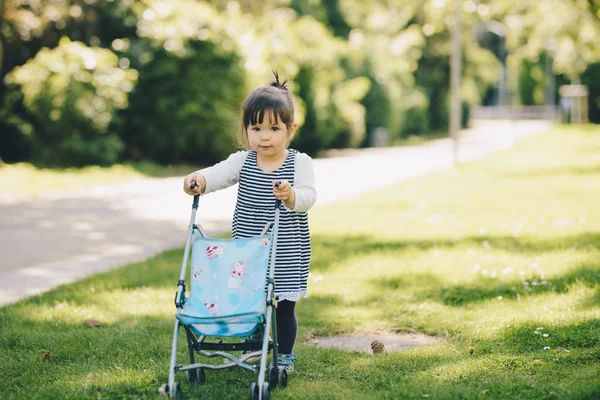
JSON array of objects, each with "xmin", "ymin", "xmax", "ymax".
[
  {"xmin": 85, "ymin": 319, "xmax": 101, "ymax": 328},
  {"xmin": 86, "ymin": 372, "xmax": 95, "ymax": 381},
  {"xmin": 532, "ymin": 359, "xmax": 546, "ymax": 365},
  {"xmin": 42, "ymin": 351, "xmax": 52, "ymax": 362}
]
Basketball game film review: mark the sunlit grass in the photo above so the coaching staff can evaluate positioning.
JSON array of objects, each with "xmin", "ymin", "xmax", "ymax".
[
  {"xmin": 0, "ymin": 161, "xmax": 203, "ymax": 204},
  {"xmin": 1, "ymin": 124, "xmax": 600, "ymax": 399}
]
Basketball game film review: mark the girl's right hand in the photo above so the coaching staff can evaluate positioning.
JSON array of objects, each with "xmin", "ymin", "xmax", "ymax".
[{"xmin": 183, "ymin": 173, "xmax": 205, "ymax": 195}]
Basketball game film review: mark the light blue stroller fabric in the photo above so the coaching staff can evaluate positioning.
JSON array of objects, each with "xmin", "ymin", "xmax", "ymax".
[{"xmin": 176, "ymin": 232, "xmax": 273, "ymax": 337}]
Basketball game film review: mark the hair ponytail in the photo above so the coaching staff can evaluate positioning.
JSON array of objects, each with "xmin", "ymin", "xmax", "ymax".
[{"xmin": 270, "ymin": 70, "xmax": 289, "ymax": 91}]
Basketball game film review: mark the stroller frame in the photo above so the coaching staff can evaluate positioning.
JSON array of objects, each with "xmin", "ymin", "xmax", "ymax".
[{"xmin": 160, "ymin": 193, "xmax": 287, "ymax": 400}]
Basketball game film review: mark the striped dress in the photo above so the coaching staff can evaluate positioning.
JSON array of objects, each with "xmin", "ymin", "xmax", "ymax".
[{"xmin": 232, "ymin": 149, "xmax": 311, "ymax": 302}]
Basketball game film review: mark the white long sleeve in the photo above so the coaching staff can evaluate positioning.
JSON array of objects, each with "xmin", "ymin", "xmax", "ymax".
[
  {"xmin": 288, "ymin": 152, "xmax": 317, "ymax": 212},
  {"xmin": 196, "ymin": 151, "xmax": 248, "ymax": 194}
]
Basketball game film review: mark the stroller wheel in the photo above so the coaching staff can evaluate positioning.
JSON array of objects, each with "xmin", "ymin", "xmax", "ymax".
[
  {"xmin": 261, "ymin": 382, "xmax": 271, "ymax": 400},
  {"xmin": 159, "ymin": 384, "xmax": 168, "ymax": 395},
  {"xmin": 267, "ymin": 366, "xmax": 278, "ymax": 389},
  {"xmin": 170, "ymin": 383, "xmax": 182, "ymax": 400},
  {"xmin": 249, "ymin": 382, "xmax": 259, "ymax": 400},
  {"xmin": 185, "ymin": 368, "xmax": 205, "ymax": 385},
  {"xmin": 277, "ymin": 367, "xmax": 288, "ymax": 388}
]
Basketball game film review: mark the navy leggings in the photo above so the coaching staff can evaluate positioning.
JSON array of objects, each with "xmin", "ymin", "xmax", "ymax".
[{"xmin": 276, "ymin": 300, "xmax": 297, "ymax": 354}]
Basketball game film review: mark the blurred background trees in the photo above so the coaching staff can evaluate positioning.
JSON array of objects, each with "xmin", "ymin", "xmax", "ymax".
[{"xmin": 1, "ymin": 0, "xmax": 599, "ymax": 167}]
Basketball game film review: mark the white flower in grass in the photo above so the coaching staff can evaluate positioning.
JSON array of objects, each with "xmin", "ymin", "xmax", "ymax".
[
  {"xmin": 536, "ymin": 327, "xmax": 544, "ymax": 330},
  {"xmin": 543, "ymin": 334, "xmax": 549, "ymax": 338},
  {"xmin": 543, "ymin": 346, "xmax": 550, "ymax": 350},
  {"xmin": 534, "ymin": 331, "xmax": 540, "ymax": 335}
]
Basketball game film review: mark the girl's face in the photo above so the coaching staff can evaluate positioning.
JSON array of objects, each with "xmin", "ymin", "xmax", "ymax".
[{"xmin": 247, "ymin": 111, "xmax": 296, "ymax": 159}]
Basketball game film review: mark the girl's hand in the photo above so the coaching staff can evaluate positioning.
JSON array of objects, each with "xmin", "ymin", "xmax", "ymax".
[
  {"xmin": 273, "ymin": 180, "xmax": 295, "ymax": 208},
  {"xmin": 183, "ymin": 173, "xmax": 205, "ymax": 195}
]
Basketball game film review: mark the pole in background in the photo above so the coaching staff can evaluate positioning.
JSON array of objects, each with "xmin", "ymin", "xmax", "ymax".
[{"xmin": 450, "ymin": 0, "xmax": 462, "ymax": 165}]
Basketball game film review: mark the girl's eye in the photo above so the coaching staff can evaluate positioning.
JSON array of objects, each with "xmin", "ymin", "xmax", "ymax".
[
  {"xmin": 251, "ymin": 127, "xmax": 260, "ymax": 131},
  {"xmin": 271, "ymin": 127, "xmax": 280, "ymax": 131}
]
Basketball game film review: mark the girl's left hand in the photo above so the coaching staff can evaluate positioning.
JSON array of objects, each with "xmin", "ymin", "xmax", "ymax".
[{"xmin": 272, "ymin": 180, "xmax": 294, "ymax": 203}]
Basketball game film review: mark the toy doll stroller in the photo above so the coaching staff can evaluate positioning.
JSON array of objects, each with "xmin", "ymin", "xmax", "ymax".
[{"xmin": 159, "ymin": 186, "xmax": 288, "ymax": 400}]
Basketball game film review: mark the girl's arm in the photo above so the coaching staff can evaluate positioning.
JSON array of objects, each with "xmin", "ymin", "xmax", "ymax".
[
  {"xmin": 194, "ymin": 151, "xmax": 248, "ymax": 194},
  {"xmin": 286, "ymin": 152, "xmax": 317, "ymax": 212}
]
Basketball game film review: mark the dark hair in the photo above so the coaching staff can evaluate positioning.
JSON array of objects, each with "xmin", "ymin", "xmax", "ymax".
[{"xmin": 238, "ymin": 71, "xmax": 295, "ymax": 149}]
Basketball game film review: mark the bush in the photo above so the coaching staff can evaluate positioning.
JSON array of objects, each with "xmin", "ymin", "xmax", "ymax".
[
  {"xmin": 118, "ymin": 39, "xmax": 246, "ymax": 165},
  {"xmin": 4, "ymin": 37, "xmax": 137, "ymax": 166},
  {"xmin": 402, "ymin": 106, "xmax": 431, "ymax": 136},
  {"xmin": 360, "ymin": 76, "xmax": 391, "ymax": 147},
  {"xmin": 582, "ymin": 62, "xmax": 600, "ymax": 124}
]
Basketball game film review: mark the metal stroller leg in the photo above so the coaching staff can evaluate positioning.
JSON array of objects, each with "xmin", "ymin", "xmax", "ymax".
[
  {"xmin": 271, "ymin": 301, "xmax": 279, "ymax": 377},
  {"xmin": 168, "ymin": 319, "xmax": 180, "ymax": 391}
]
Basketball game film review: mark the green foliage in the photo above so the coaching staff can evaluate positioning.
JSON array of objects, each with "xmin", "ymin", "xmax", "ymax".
[
  {"xmin": 4, "ymin": 37, "xmax": 137, "ymax": 166},
  {"xmin": 402, "ymin": 106, "xmax": 431, "ymax": 136},
  {"xmin": 499, "ymin": 0, "xmax": 600, "ymax": 79},
  {"xmin": 581, "ymin": 62, "xmax": 600, "ymax": 124},
  {"xmin": 518, "ymin": 58, "xmax": 549, "ymax": 106},
  {"xmin": 3, "ymin": 0, "xmax": 600, "ymax": 167},
  {"xmin": 118, "ymin": 39, "xmax": 246, "ymax": 165},
  {"xmin": 359, "ymin": 75, "xmax": 390, "ymax": 146}
]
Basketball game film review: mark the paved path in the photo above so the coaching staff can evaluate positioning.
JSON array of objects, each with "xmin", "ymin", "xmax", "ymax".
[{"xmin": 0, "ymin": 120, "xmax": 550, "ymax": 306}]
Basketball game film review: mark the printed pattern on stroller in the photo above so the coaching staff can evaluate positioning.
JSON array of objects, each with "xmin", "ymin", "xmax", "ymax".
[{"xmin": 160, "ymin": 192, "xmax": 288, "ymax": 400}]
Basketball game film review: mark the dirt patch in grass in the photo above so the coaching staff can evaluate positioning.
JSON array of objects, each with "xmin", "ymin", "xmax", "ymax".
[{"xmin": 309, "ymin": 332, "xmax": 441, "ymax": 353}]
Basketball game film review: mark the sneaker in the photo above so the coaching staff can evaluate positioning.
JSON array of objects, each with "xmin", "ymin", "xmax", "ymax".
[{"xmin": 271, "ymin": 353, "xmax": 297, "ymax": 374}]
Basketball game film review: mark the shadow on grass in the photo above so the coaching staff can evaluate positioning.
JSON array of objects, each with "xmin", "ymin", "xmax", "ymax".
[
  {"xmin": 311, "ymin": 232, "xmax": 600, "ymax": 273},
  {"xmin": 502, "ymin": 319, "xmax": 600, "ymax": 353},
  {"xmin": 421, "ymin": 263, "xmax": 600, "ymax": 307},
  {"xmin": 310, "ymin": 232, "xmax": 599, "ymax": 311},
  {"xmin": 364, "ymin": 261, "xmax": 600, "ymax": 308}
]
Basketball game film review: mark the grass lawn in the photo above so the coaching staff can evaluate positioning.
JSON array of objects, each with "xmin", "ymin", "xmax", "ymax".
[
  {"xmin": 1, "ymin": 125, "xmax": 599, "ymax": 399},
  {"xmin": 0, "ymin": 161, "xmax": 203, "ymax": 204}
]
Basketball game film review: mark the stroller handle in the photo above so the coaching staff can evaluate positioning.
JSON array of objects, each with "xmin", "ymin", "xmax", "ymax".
[
  {"xmin": 273, "ymin": 181, "xmax": 282, "ymax": 209},
  {"xmin": 189, "ymin": 181, "xmax": 200, "ymax": 209}
]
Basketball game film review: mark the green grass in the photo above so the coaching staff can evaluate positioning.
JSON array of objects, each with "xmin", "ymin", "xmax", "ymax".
[
  {"xmin": 391, "ymin": 130, "xmax": 448, "ymax": 146},
  {"xmin": 0, "ymin": 161, "xmax": 203, "ymax": 204},
  {"xmin": 1, "ymin": 125, "xmax": 600, "ymax": 399}
]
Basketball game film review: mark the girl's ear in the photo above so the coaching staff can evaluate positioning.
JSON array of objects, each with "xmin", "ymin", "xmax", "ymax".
[{"xmin": 288, "ymin": 122, "xmax": 298, "ymax": 140}]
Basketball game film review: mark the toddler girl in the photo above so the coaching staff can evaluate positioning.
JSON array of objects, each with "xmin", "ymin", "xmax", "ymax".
[{"xmin": 183, "ymin": 72, "xmax": 316, "ymax": 373}]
